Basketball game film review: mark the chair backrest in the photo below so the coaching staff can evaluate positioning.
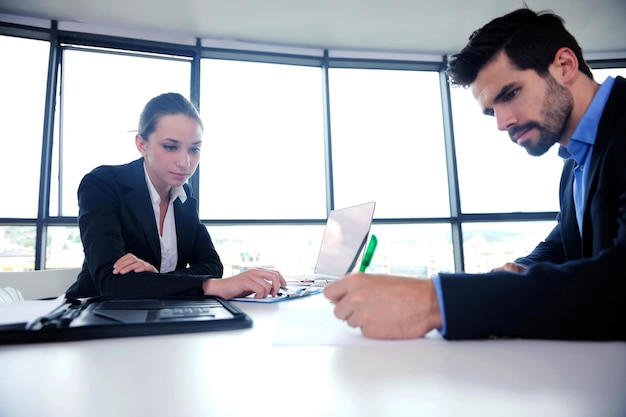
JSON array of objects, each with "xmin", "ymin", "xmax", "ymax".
[{"xmin": 0, "ymin": 268, "xmax": 81, "ymax": 300}]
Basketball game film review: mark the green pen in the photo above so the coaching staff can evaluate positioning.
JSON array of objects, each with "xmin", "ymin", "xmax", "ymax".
[{"xmin": 359, "ymin": 234, "xmax": 378, "ymax": 272}]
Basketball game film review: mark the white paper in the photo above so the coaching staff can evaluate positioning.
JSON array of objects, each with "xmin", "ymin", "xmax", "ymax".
[
  {"xmin": 0, "ymin": 295, "xmax": 65, "ymax": 326},
  {"xmin": 272, "ymin": 299, "xmax": 441, "ymax": 346}
]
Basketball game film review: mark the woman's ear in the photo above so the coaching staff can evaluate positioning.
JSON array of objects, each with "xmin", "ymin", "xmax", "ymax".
[
  {"xmin": 550, "ymin": 47, "xmax": 579, "ymax": 84},
  {"xmin": 135, "ymin": 134, "xmax": 147, "ymax": 156}
]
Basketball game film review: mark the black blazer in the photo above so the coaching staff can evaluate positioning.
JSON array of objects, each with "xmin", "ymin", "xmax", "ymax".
[
  {"xmin": 439, "ymin": 76, "xmax": 626, "ymax": 341},
  {"xmin": 66, "ymin": 158, "xmax": 223, "ymax": 298}
]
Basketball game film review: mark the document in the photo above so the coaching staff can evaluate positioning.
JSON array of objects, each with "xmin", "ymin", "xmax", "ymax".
[
  {"xmin": 271, "ymin": 296, "xmax": 442, "ymax": 346},
  {"xmin": 0, "ymin": 295, "xmax": 65, "ymax": 327},
  {"xmin": 231, "ymin": 286, "xmax": 322, "ymax": 303}
]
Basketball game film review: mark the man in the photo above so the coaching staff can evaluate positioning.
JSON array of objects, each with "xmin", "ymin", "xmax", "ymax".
[{"xmin": 324, "ymin": 8, "xmax": 626, "ymax": 341}]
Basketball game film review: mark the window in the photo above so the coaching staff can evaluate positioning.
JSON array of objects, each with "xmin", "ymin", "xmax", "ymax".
[
  {"xmin": 54, "ymin": 47, "xmax": 191, "ymax": 216},
  {"xmin": 0, "ymin": 226, "xmax": 36, "ymax": 271},
  {"xmin": 368, "ymin": 223, "xmax": 454, "ymax": 277},
  {"xmin": 462, "ymin": 221, "xmax": 556, "ymax": 273},
  {"xmin": 45, "ymin": 226, "xmax": 83, "ymax": 269},
  {"xmin": 0, "ymin": 36, "xmax": 49, "ymax": 271},
  {"xmin": 1, "ymin": 20, "xmax": 624, "ymax": 275},
  {"xmin": 208, "ymin": 222, "xmax": 455, "ymax": 279},
  {"xmin": 207, "ymin": 224, "xmax": 326, "ymax": 276},
  {"xmin": 450, "ymin": 86, "xmax": 563, "ymax": 214},
  {"xmin": 328, "ymin": 68, "xmax": 450, "ymax": 218},
  {"xmin": 0, "ymin": 36, "xmax": 49, "ymax": 219},
  {"xmin": 591, "ymin": 67, "xmax": 626, "ymax": 82},
  {"xmin": 199, "ymin": 59, "xmax": 326, "ymax": 219}
]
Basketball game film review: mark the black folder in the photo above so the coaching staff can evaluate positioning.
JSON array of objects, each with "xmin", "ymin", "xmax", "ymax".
[{"xmin": 0, "ymin": 295, "xmax": 253, "ymax": 344}]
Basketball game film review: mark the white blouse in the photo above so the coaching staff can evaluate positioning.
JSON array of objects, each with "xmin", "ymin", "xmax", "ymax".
[{"xmin": 143, "ymin": 163, "xmax": 187, "ymax": 273}]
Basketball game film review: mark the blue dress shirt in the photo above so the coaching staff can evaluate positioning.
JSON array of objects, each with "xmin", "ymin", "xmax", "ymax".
[{"xmin": 560, "ymin": 76, "xmax": 615, "ymax": 234}]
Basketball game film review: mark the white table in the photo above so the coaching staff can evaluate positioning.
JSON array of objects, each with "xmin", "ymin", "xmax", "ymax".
[{"xmin": 1, "ymin": 294, "xmax": 625, "ymax": 417}]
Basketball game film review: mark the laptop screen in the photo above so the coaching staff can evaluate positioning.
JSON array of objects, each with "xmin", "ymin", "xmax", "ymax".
[{"xmin": 314, "ymin": 202, "xmax": 376, "ymax": 276}]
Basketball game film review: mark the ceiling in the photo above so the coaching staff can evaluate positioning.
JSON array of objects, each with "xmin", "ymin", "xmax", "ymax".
[{"xmin": 1, "ymin": 0, "xmax": 625, "ymax": 57}]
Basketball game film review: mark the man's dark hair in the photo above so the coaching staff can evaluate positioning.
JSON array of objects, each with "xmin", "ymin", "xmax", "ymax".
[{"xmin": 446, "ymin": 8, "xmax": 593, "ymax": 87}]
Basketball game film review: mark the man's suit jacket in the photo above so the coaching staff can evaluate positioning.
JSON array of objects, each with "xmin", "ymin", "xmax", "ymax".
[
  {"xmin": 439, "ymin": 76, "xmax": 626, "ymax": 341},
  {"xmin": 66, "ymin": 158, "xmax": 223, "ymax": 298}
]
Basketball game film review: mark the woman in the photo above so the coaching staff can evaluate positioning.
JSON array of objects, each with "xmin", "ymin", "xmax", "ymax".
[{"xmin": 66, "ymin": 92, "xmax": 285, "ymax": 299}]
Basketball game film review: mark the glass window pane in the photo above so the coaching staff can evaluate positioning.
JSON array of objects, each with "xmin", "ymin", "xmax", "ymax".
[
  {"xmin": 0, "ymin": 226, "xmax": 36, "ymax": 271},
  {"xmin": 199, "ymin": 59, "xmax": 326, "ymax": 219},
  {"xmin": 208, "ymin": 225, "xmax": 326, "ymax": 276},
  {"xmin": 328, "ymin": 68, "xmax": 449, "ymax": 218},
  {"xmin": 450, "ymin": 86, "xmax": 564, "ymax": 213},
  {"xmin": 56, "ymin": 48, "xmax": 191, "ymax": 216},
  {"xmin": 462, "ymin": 221, "xmax": 557, "ymax": 273},
  {"xmin": 45, "ymin": 226, "xmax": 83, "ymax": 269},
  {"xmin": 592, "ymin": 67, "xmax": 626, "ymax": 82},
  {"xmin": 368, "ymin": 223, "xmax": 454, "ymax": 277},
  {"xmin": 208, "ymin": 222, "xmax": 454, "ymax": 278},
  {"xmin": 0, "ymin": 36, "xmax": 49, "ymax": 218}
]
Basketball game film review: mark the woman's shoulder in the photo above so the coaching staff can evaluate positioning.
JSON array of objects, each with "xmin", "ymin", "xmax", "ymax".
[
  {"xmin": 85, "ymin": 158, "xmax": 143, "ymax": 179},
  {"xmin": 79, "ymin": 158, "xmax": 145, "ymax": 193}
]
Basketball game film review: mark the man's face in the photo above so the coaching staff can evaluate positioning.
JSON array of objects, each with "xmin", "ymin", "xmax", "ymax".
[{"xmin": 470, "ymin": 51, "xmax": 574, "ymax": 156}]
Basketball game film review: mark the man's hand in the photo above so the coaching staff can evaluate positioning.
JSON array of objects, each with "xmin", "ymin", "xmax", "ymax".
[
  {"xmin": 491, "ymin": 262, "xmax": 527, "ymax": 273},
  {"xmin": 323, "ymin": 273, "xmax": 443, "ymax": 339},
  {"xmin": 113, "ymin": 253, "xmax": 158, "ymax": 274}
]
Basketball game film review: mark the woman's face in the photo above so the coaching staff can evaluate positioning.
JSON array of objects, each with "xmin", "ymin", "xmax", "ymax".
[{"xmin": 135, "ymin": 113, "xmax": 202, "ymax": 195}]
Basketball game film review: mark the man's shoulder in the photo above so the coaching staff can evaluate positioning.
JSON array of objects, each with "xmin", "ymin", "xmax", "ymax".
[
  {"xmin": 599, "ymin": 77, "xmax": 626, "ymax": 133},
  {"xmin": 607, "ymin": 76, "xmax": 626, "ymax": 103},
  {"xmin": 613, "ymin": 75, "xmax": 626, "ymax": 87}
]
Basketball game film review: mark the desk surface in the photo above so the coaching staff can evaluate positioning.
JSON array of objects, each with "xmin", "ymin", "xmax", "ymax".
[{"xmin": 1, "ymin": 294, "xmax": 625, "ymax": 417}]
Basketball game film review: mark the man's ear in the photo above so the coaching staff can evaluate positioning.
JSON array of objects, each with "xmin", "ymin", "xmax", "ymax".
[{"xmin": 550, "ymin": 47, "xmax": 579, "ymax": 84}]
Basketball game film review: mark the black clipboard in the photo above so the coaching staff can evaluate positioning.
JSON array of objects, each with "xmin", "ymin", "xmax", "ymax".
[{"xmin": 0, "ymin": 295, "xmax": 253, "ymax": 344}]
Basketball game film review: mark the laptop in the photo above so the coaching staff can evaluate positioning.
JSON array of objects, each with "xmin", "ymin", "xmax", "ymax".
[{"xmin": 286, "ymin": 201, "xmax": 376, "ymax": 284}]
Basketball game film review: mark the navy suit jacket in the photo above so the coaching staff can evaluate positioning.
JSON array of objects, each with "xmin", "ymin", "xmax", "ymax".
[
  {"xmin": 66, "ymin": 158, "xmax": 223, "ymax": 298},
  {"xmin": 439, "ymin": 76, "xmax": 626, "ymax": 341}
]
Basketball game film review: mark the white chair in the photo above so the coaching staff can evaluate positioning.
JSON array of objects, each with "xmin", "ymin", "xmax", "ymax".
[{"xmin": 0, "ymin": 268, "xmax": 81, "ymax": 300}]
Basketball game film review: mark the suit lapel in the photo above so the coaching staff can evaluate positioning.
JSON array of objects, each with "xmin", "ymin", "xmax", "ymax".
[
  {"xmin": 581, "ymin": 77, "xmax": 626, "ymax": 243},
  {"xmin": 560, "ymin": 159, "xmax": 582, "ymax": 259},
  {"xmin": 118, "ymin": 159, "xmax": 161, "ymax": 264}
]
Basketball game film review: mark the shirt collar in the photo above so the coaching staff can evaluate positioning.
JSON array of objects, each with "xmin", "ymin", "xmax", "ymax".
[
  {"xmin": 143, "ymin": 161, "xmax": 188, "ymax": 205},
  {"xmin": 561, "ymin": 76, "xmax": 616, "ymax": 161}
]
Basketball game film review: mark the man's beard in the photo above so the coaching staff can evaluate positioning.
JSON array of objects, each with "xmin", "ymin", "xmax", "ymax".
[{"xmin": 509, "ymin": 76, "xmax": 574, "ymax": 156}]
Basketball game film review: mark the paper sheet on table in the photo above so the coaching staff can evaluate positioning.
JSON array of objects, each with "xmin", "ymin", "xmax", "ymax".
[
  {"xmin": 0, "ymin": 295, "xmax": 65, "ymax": 327},
  {"xmin": 231, "ymin": 287, "xmax": 322, "ymax": 303},
  {"xmin": 272, "ymin": 300, "xmax": 441, "ymax": 346}
]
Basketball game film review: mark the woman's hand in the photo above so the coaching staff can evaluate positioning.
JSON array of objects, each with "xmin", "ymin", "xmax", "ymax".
[
  {"xmin": 202, "ymin": 268, "xmax": 286, "ymax": 299},
  {"xmin": 113, "ymin": 253, "xmax": 158, "ymax": 274}
]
